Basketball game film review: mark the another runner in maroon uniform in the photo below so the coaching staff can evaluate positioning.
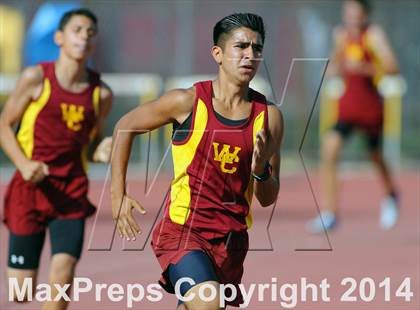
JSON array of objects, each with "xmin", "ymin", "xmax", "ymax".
[
  {"xmin": 111, "ymin": 13, "xmax": 283, "ymax": 309},
  {"xmin": 307, "ymin": 0, "xmax": 400, "ymax": 233},
  {"xmin": 0, "ymin": 9, "xmax": 112, "ymax": 309}
]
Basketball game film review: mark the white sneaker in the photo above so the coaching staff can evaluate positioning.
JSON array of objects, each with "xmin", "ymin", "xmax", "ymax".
[
  {"xmin": 380, "ymin": 196, "xmax": 399, "ymax": 230},
  {"xmin": 306, "ymin": 211, "xmax": 337, "ymax": 234}
]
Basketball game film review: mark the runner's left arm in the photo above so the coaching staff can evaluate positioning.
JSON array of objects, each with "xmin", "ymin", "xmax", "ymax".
[
  {"xmin": 252, "ymin": 104, "xmax": 283, "ymax": 207},
  {"xmin": 368, "ymin": 25, "xmax": 399, "ymax": 74},
  {"xmin": 91, "ymin": 81, "xmax": 113, "ymax": 162}
]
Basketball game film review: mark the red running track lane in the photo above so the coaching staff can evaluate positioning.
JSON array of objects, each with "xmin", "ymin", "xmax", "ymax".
[{"xmin": 0, "ymin": 170, "xmax": 419, "ymax": 309}]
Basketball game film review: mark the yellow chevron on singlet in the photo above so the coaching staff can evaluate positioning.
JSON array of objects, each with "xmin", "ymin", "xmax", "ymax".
[
  {"xmin": 344, "ymin": 32, "xmax": 383, "ymax": 85},
  {"xmin": 82, "ymin": 85, "xmax": 101, "ymax": 173},
  {"xmin": 345, "ymin": 43, "xmax": 364, "ymax": 62},
  {"xmin": 244, "ymin": 110, "xmax": 265, "ymax": 228},
  {"xmin": 16, "ymin": 78, "xmax": 51, "ymax": 158},
  {"xmin": 362, "ymin": 32, "xmax": 384, "ymax": 85},
  {"xmin": 169, "ymin": 99, "xmax": 208, "ymax": 225}
]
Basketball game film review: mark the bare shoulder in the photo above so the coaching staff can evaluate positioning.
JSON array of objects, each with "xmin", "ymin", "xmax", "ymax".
[
  {"xmin": 333, "ymin": 25, "xmax": 345, "ymax": 36},
  {"xmin": 15, "ymin": 65, "xmax": 44, "ymax": 100},
  {"xmin": 267, "ymin": 103, "xmax": 283, "ymax": 123},
  {"xmin": 333, "ymin": 25, "xmax": 346, "ymax": 44},
  {"xmin": 165, "ymin": 87, "xmax": 195, "ymax": 104},
  {"xmin": 1, "ymin": 65, "xmax": 44, "ymax": 122},
  {"xmin": 20, "ymin": 65, "xmax": 44, "ymax": 87},
  {"xmin": 266, "ymin": 103, "xmax": 284, "ymax": 146},
  {"xmin": 99, "ymin": 80, "xmax": 113, "ymax": 100},
  {"xmin": 368, "ymin": 24, "xmax": 385, "ymax": 35},
  {"xmin": 161, "ymin": 87, "xmax": 195, "ymax": 114},
  {"xmin": 367, "ymin": 24, "xmax": 387, "ymax": 40}
]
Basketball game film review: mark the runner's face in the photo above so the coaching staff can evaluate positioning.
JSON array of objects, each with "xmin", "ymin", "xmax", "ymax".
[
  {"xmin": 219, "ymin": 27, "xmax": 263, "ymax": 84},
  {"xmin": 343, "ymin": 1, "xmax": 368, "ymax": 30},
  {"xmin": 56, "ymin": 15, "xmax": 97, "ymax": 61}
]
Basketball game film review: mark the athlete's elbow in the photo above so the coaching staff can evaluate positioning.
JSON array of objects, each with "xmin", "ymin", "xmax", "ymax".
[
  {"xmin": 386, "ymin": 66, "xmax": 400, "ymax": 76},
  {"xmin": 383, "ymin": 61, "xmax": 400, "ymax": 75},
  {"xmin": 258, "ymin": 198, "xmax": 276, "ymax": 207},
  {"xmin": 0, "ymin": 117, "xmax": 10, "ymax": 143},
  {"xmin": 114, "ymin": 115, "xmax": 128, "ymax": 131},
  {"xmin": 114, "ymin": 114, "xmax": 136, "ymax": 137},
  {"xmin": 257, "ymin": 193, "xmax": 279, "ymax": 207},
  {"xmin": 0, "ymin": 114, "xmax": 8, "ymax": 130}
]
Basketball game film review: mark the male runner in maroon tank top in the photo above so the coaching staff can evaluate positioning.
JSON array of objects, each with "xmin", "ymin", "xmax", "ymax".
[
  {"xmin": 307, "ymin": 0, "xmax": 400, "ymax": 233},
  {"xmin": 0, "ymin": 8, "xmax": 112, "ymax": 309},
  {"xmin": 111, "ymin": 13, "xmax": 283, "ymax": 309}
]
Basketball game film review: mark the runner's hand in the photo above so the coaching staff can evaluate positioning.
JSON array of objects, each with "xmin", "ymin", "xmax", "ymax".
[
  {"xmin": 19, "ymin": 160, "xmax": 49, "ymax": 183},
  {"xmin": 344, "ymin": 59, "xmax": 375, "ymax": 76},
  {"xmin": 251, "ymin": 129, "xmax": 270, "ymax": 175},
  {"xmin": 93, "ymin": 136, "xmax": 112, "ymax": 163},
  {"xmin": 112, "ymin": 194, "xmax": 146, "ymax": 241}
]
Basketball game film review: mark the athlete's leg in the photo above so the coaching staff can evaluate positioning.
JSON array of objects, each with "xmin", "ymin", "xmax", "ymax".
[
  {"xmin": 43, "ymin": 254, "xmax": 77, "ymax": 310},
  {"xmin": 367, "ymin": 133, "xmax": 397, "ymax": 197},
  {"xmin": 42, "ymin": 218, "xmax": 85, "ymax": 310},
  {"xmin": 321, "ymin": 129, "xmax": 345, "ymax": 215},
  {"xmin": 168, "ymin": 251, "xmax": 222, "ymax": 310},
  {"xmin": 7, "ymin": 231, "xmax": 45, "ymax": 302},
  {"xmin": 370, "ymin": 150, "xmax": 397, "ymax": 194},
  {"xmin": 307, "ymin": 123, "xmax": 351, "ymax": 233},
  {"xmin": 367, "ymin": 135, "xmax": 399, "ymax": 229},
  {"xmin": 183, "ymin": 281, "xmax": 222, "ymax": 310},
  {"xmin": 176, "ymin": 303, "xmax": 188, "ymax": 310}
]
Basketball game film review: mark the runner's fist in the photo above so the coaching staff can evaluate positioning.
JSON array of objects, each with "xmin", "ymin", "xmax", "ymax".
[
  {"xmin": 19, "ymin": 160, "xmax": 49, "ymax": 183},
  {"xmin": 251, "ymin": 129, "xmax": 270, "ymax": 175},
  {"xmin": 93, "ymin": 136, "xmax": 112, "ymax": 163}
]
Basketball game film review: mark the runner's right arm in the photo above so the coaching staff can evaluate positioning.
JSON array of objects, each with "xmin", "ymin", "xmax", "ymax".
[
  {"xmin": 111, "ymin": 88, "xmax": 194, "ymax": 240},
  {"xmin": 326, "ymin": 26, "xmax": 345, "ymax": 77},
  {"xmin": 0, "ymin": 66, "xmax": 49, "ymax": 183},
  {"xmin": 367, "ymin": 25, "xmax": 399, "ymax": 74}
]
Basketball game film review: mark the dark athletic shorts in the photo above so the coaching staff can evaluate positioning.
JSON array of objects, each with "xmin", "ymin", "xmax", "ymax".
[
  {"xmin": 152, "ymin": 219, "xmax": 248, "ymax": 307},
  {"xmin": 3, "ymin": 171, "xmax": 95, "ymax": 235},
  {"xmin": 168, "ymin": 250, "xmax": 219, "ymax": 306},
  {"xmin": 332, "ymin": 121, "xmax": 382, "ymax": 151},
  {"xmin": 8, "ymin": 218, "xmax": 85, "ymax": 269}
]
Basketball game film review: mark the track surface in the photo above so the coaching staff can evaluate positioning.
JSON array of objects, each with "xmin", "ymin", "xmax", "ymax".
[{"xmin": 1, "ymin": 169, "xmax": 419, "ymax": 309}]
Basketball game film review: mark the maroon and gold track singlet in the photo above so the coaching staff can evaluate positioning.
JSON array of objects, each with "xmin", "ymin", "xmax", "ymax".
[
  {"xmin": 162, "ymin": 80, "xmax": 268, "ymax": 239},
  {"xmin": 152, "ymin": 81, "xmax": 269, "ymax": 301},
  {"xmin": 338, "ymin": 27, "xmax": 384, "ymax": 135},
  {"xmin": 4, "ymin": 62, "xmax": 100, "ymax": 235}
]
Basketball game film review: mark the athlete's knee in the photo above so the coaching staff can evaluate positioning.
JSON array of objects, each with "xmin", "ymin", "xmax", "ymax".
[
  {"xmin": 322, "ymin": 132, "xmax": 342, "ymax": 162},
  {"xmin": 369, "ymin": 151, "xmax": 392, "ymax": 176},
  {"xmin": 49, "ymin": 254, "xmax": 77, "ymax": 283},
  {"xmin": 369, "ymin": 149, "xmax": 383, "ymax": 163},
  {"xmin": 185, "ymin": 298, "xmax": 221, "ymax": 310},
  {"xmin": 7, "ymin": 268, "xmax": 38, "ymax": 302},
  {"xmin": 176, "ymin": 303, "xmax": 188, "ymax": 310},
  {"xmin": 183, "ymin": 281, "xmax": 221, "ymax": 310}
]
